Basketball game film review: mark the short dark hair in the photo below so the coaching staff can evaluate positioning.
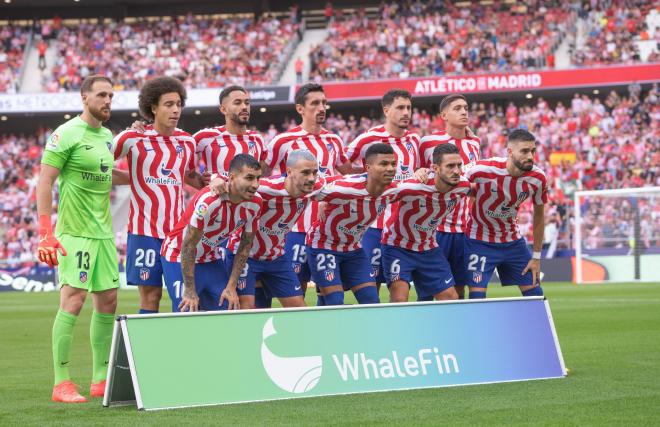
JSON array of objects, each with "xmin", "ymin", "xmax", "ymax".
[
  {"xmin": 432, "ymin": 143, "xmax": 460, "ymax": 165},
  {"xmin": 365, "ymin": 143, "xmax": 395, "ymax": 164},
  {"xmin": 381, "ymin": 89, "xmax": 412, "ymax": 108},
  {"xmin": 295, "ymin": 83, "xmax": 324, "ymax": 106},
  {"xmin": 138, "ymin": 77, "xmax": 187, "ymax": 121},
  {"xmin": 508, "ymin": 129, "xmax": 536, "ymax": 144},
  {"xmin": 439, "ymin": 94, "xmax": 467, "ymax": 113},
  {"xmin": 229, "ymin": 153, "xmax": 261, "ymax": 173},
  {"xmin": 80, "ymin": 75, "xmax": 113, "ymax": 95},
  {"xmin": 219, "ymin": 85, "xmax": 248, "ymax": 104}
]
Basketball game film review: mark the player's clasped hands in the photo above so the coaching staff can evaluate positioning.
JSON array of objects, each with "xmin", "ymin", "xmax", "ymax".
[{"xmin": 179, "ymin": 287, "xmax": 200, "ymax": 312}]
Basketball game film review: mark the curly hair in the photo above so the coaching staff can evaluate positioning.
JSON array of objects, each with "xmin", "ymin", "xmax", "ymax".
[{"xmin": 138, "ymin": 77, "xmax": 187, "ymax": 121}]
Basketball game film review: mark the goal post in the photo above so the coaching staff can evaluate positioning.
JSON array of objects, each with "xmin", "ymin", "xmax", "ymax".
[{"xmin": 574, "ymin": 186, "xmax": 660, "ymax": 284}]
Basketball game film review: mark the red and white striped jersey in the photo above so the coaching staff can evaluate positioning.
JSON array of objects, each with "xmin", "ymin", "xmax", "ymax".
[
  {"xmin": 193, "ymin": 126, "xmax": 266, "ymax": 177},
  {"xmin": 465, "ymin": 157, "xmax": 547, "ymax": 243},
  {"xmin": 382, "ymin": 175, "xmax": 472, "ymax": 251},
  {"xmin": 113, "ymin": 126, "xmax": 197, "ymax": 239},
  {"xmin": 161, "ymin": 187, "xmax": 262, "ymax": 263},
  {"xmin": 346, "ymin": 125, "xmax": 421, "ymax": 229},
  {"xmin": 265, "ymin": 125, "xmax": 349, "ymax": 232},
  {"xmin": 226, "ymin": 175, "xmax": 327, "ymax": 261},
  {"xmin": 418, "ymin": 131, "xmax": 481, "ymax": 233},
  {"xmin": 306, "ymin": 174, "xmax": 400, "ymax": 252}
]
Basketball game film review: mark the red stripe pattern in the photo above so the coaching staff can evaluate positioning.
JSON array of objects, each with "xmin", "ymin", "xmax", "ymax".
[
  {"xmin": 193, "ymin": 126, "xmax": 266, "ymax": 176},
  {"xmin": 382, "ymin": 175, "xmax": 472, "ymax": 251},
  {"xmin": 113, "ymin": 126, "xmax": 197, "ymax": 238},
  {"xmin": 161, "ymin": 187, "xmax": 262, "ymax": 263},
  {"xmin": 465, "ymin": 157, "xmax": 547, "ymax": 243}
]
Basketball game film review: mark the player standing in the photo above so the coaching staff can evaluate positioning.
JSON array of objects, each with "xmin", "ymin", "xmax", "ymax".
[
  {"xmin": 306, "ymin": 144, "xmax": 399, "ymax": 306},
  {"xmin": 37, "ymin": 75, "xmax": 118, "ymax": 402},
  {"xmin": 418, "ymin": 94, "xmax": 481, "ymax": 299},
  {"xmin": 113, "ymin": 77, "xmax": 206, "ymax": 314},
  {"xmin": 265, "ymin": 83, "xmax": 353, "ymax": 306},
  {"xmin": 345, "ymin": 89, "xmax": 421, "ymax": 291},
  {"xmin": 382, "ymin": 144, "xmax": 471, "ymax": 302},
  {"xmin": 161, "ymin": 154, "xmax": 262, "ymax": 311},
  {"xmin": 225, "ymin": 150, "xmax": 327, "ymax": 309},
  {"xmin": 464, "ymin": 129, "xmax": 546, "ymax": 298}
]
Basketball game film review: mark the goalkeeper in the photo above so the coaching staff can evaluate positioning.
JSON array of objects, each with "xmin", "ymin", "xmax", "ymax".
[{"xmin": 37, "ymin": 75, "xmax": 120, "ymax": 403}]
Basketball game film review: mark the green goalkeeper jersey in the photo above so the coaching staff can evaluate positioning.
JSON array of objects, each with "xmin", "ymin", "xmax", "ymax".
[{"xmin": 41, "ymin": 116, "xmax": 114, "ymax": 239}]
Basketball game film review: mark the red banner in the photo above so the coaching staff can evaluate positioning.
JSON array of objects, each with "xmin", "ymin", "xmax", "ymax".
[{"xmin": 320, "ymin": 63, "xmax": 660, "ymax": 101}]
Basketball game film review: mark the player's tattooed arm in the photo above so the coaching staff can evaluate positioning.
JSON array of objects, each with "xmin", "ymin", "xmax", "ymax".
[
  {"xmin": 523, "ymin": 203, "xmax": 545, "ymax": 286},
  {"xmin": 180, "ymin": 225, "xmax": 203, "ymax": 312},
  {"xmin": 222, "ymin": 230, "xmax": 255, "ymax": 310}
]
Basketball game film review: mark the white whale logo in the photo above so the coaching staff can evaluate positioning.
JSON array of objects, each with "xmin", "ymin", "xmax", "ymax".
[{"xmin": 261, "ymin": 317, "xmax": 323, "ymax": 394}]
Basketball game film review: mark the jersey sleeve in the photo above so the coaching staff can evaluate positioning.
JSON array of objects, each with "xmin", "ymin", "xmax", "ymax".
[
  {"xmin": 265, "ymin": 136, "xmax": 287, "ymax": 172},
  {"xmin": 41, "ymin": 127, "xmax": 75, "ymax": 170},
  {"xmin": 244, "ymin": 202, "xmax": 261, "ymax": 233},
  {"xmin": 334, "ymin": 139, "xmax": 350, "ymax": 166},
  {"xmin": 112, "ymin": 130, "xmax": 135, "ymax": 161},
  {"xmin": 534, "ymin": 173, "xmax": 549, "ymax": 205},
  {"xmin": 345, "ymin": 135, "xmax": 369, "ymax": 163},
  {"xmin": 255, "ymin": 134, "xmax": 269, "ymax": 163},
  {"xmin": 189, "ymin": 193, "xmax": 215, "ymax": 230}
]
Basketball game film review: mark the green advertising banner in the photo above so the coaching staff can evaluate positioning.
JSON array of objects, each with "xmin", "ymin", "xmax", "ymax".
[{"xmin": 103, "ymin": 297, "xmax": 566, "ymax": 411}]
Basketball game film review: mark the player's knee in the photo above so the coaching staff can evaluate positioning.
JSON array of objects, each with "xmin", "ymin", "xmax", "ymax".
[
  {"xmin": 521, "ymin": 285, "xmax": 544, "ymax": 297},
  {"xmin": 388, "ymin": 281, "xmax": 409, "ymax": 303},
  {"xmin": 60, "ymin": 285, "xmax": 87, "ymax": 315},
  {"xmin": 324, "ymin": 291, "xmax": 345, "ymax": 306},
  {"xmin": 354, "ymin": 286, "xmax": 380, "ymax": 304},
  {"xmin": 434, "ymin": 286, "xmax": 458, "ymax": 301},
  {"xmin": 239, "ymin": 295, "xmax": 256, "ymax": 310},
  {"xmin": 140, "ymin": 286, "xmax": 162, "ymax": 308},
  {"xmin": 93, "ymin": 288, "xmax": 117, "ymax": 313}
]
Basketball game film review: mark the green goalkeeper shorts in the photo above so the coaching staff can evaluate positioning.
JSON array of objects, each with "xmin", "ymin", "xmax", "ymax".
[{"xmin": 56, "ymin": 234, "xmax": 120, "ymax": 292}]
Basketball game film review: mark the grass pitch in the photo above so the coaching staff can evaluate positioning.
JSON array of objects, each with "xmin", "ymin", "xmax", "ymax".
[{"xmin": 1, "ymin": 282, "xmax": 659, "ymax": 426}]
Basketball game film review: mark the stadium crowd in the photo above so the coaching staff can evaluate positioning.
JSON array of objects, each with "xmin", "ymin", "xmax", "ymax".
[
  {"xmin": 2, "ymin": 86, "xmax": 657, "ymax": 268},
  {"xmin": 0, "ymin": 23, "xmax": 30, "ymax": 94},
  {"xmin": 44, "ymin": 14, "xmax": 300, "ymax": 92},
  {"xmin": 309, "ymin": 1, "xmax": 575, "ymax": 81}
]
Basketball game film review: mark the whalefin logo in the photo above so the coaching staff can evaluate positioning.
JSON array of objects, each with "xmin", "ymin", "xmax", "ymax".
[
  {"xmin": 160, "ymin": 163, "xmax": 172, "ymax": 176},
  {"xmin": 261, "ymin": 317, "xmax": 322, "ymax": 394}
]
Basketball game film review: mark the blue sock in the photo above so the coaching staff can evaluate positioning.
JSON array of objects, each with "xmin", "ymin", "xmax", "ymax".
[
  {"xmin": 522, "ymin": 286, "xmax": 544, "ymax": 297},
  {"xmin": 254, "ymin": 287, "xmax": 272, "ymax": 309},
  {"xmin": 316, "ymin": 291, "xmax": 325, "ymax": 306},
  {"xmin": 417, "ymin": 295, "xmax": 433, "ymax": 302},
  {"xmin": 323, "ymin": 291, "xmax": 344, "ymax": 306},
  {"xmin": 354, "ymin": 286, "xmax": 380, "ymax": 304},
  {"xmin": 139, "ymin": 308, "xmax": 158, "ymax": 314},
  {"xmin": 469, "ymin": 290, "xmax": 486, "ymax": 299}
]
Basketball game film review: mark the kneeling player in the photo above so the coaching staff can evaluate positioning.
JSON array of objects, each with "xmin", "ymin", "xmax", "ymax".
[
  {"xmin": 225, "ymin": 150, "xmax": 327, "ymax": 309},
  {"xmin": 382, "ymin": 144, "xmax": 471, "ymax": 302},
  {"xmin": 463, "ymin": 129, "xmax": 546, "ymax": 298},
  {"xmin": 161, "ymin": 154, "xmax": 262, "ymax": 311},
  {"xmin": 306, "ymin": 144, "xmax": 400, "ymax": 305}
]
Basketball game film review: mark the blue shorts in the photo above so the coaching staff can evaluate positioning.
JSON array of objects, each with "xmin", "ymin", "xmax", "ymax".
[
  {"xmin": 382, "ymin": 245, "xmax": 454, "ymax": 298},
  {"xmin": 464, "ymin": 238, "xmax": 535, "ymax": 287},
  {"xmin": 285, "ymin": 232, "xmax": 310, "ymax": 283},
  {"xmin": 225, "ymin": 252, "xmax": 302, "ymax": 299},
  {"xmin": 361, "ymin": 227, "xmax": 386, "ymax": 284},
  {"xmin": 436, "ymin": 232, "xmax": 469, "ymax": 285},
  {"xmin": 307, "ymin": 247, "xmax": 375, "ymax": 289},
  {"xmin": 126, "ymin": 234, "xmax": 164, "ymax": 286},
  {"xmin": 161, "ymin": 258, "xmax": 229, "ymax": 312}
]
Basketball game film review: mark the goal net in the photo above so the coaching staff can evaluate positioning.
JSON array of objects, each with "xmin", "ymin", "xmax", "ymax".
[{"xmin": 574, "ymin": 187, "xmax": 660, "ymax": 284}]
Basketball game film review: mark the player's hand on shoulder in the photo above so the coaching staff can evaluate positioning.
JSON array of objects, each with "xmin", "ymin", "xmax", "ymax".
[
  {"xmin": 220, "ymin": 287, "xmax": 240, "ymax": 310},
  {"xmin": 179, "ymin": 287, "xmax": 200, "ymax": 312},
  {"xmin": 129, "ymin": 120, "xmax": 147, "ymax": 133},
  {"xmin": 414, "ymin": 168, "xmax": 429, "ymax": 182},
  {"xmin": 210, "ymin": 176, "xmax": 228, "ymax": 196}
]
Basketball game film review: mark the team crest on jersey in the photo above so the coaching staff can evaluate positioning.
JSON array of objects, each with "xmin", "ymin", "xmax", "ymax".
[
  {"xmin": 237, "ymin": 278, "xmax": 247, "ymax": 290},
  {"xmin": 296, "ymin": 201, "xmax": 305, "ymax": 212},
  {"xmin": 140, "ymin": 268, "xmax": 150, "ymax": 281},
  {"xmin": 446, "ymin": 199, "xmax": 458, "ymax": 211},
  {"xmin": 514, "ymin": 191, "xmax": 529, "ymax": 208},
  {"xmin": 324, "ymin": 270, "xmax": 335, "ymax": 282},
  {"xmin": 472, "ymin": 271, "xmax": 483, "ymax": 284},
  {"xmin": 195, "ymin": 203, "xmax": 209, "ymax": 218},
  {"xmin": 376, "ymin": 202, "xmax": 387, "ymax": 214},
  {"xmin": 468, "ymin": 152, "xmax": 476, "ymax": 162},
  {"xmin": 326, "ymin": 143, "xmax": 334, "ymax": 152},
  {"xmin": 405, "ymin": 142, "xmax": 414, "ymax": 153},
  {"xmin": 293, "ymin": 262, "xmax": 302, "ymax": 274},
  {"xmin": 79, "ymin": 271, "xmax": 87, "ymax": 283},
  {"xmin": 371, "ymin": 265, "xmax": 380, "ymax": 278},
  {"xmin": 175, "ymin": 145, "xmax": 184, "ymax": 159}
]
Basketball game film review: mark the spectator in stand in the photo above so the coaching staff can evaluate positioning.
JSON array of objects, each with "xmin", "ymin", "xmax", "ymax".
[{"xmin": 37, "ymin": 38, "xmax": 48, "ymax": 71}]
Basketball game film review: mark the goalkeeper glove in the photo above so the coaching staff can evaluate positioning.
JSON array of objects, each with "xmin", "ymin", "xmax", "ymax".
[{"xmin": 37, "ymin": 215, "xmax": 67, "ymax": 267}]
